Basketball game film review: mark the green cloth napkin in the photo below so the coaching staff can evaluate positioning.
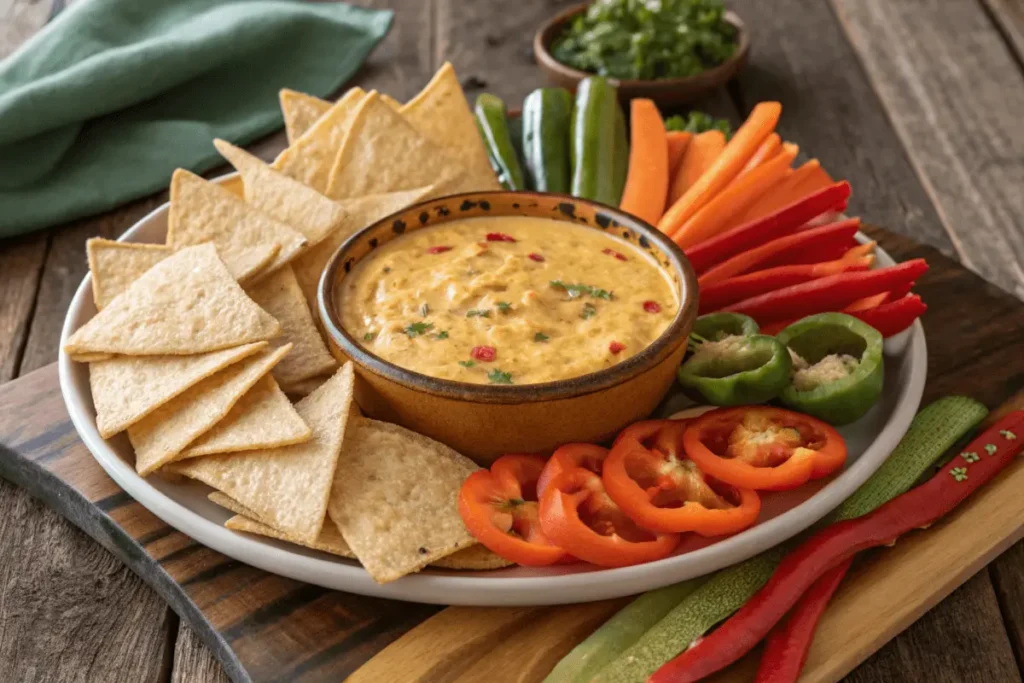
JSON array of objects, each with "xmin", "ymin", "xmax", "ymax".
[{"xmin": 0, "ymin": 0, "xmax": 393, "ymax": 238}]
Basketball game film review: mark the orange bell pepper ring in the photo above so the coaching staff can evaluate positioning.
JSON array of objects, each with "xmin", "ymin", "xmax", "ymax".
[
  {"xmin": 603, "ymin": 420, "xmax": 761, "ymax": 535},
  {"xmin": 539, "ymin": 462, "xmax": 680, "ymax": 568},
  {"xmin": 458, "ymin": 454, "xmax": 568, "ymax": 566},
  {"xmin": 682, "ymin": 407, "xmax": 847, "ymax": 491}
]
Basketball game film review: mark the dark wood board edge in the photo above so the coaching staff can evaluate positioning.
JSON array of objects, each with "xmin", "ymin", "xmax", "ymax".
[{"xmin": 0, "ymin": 442, "xmax": 251, "ymax": 683}]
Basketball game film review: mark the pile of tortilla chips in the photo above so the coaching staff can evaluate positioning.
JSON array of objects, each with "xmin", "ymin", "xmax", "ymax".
[{"xmin": 65, "ymin": 63, "xmax": 510, "ymax": 583}]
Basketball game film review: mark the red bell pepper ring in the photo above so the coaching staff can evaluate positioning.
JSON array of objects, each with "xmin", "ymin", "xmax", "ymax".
[
  {"xmin": 699, "ymin": 219, "xmax": 862, "ymax": 287},
  {"xmin": 602, "ymin": 420, "xmax": 761, "ymax": 535},
  {"xmin": 685, "ymin": 182, "xmax": 852, "ymax": 274},
  {"xmin": 651, "ymin": 411, "xmax": 1024, "ymax": 683},
  {"xmin": 682, "ymin": 407, "xmax": 847, "ymax": 491},
  {"xmin": 848, "ymin": 294, "xmax": 927, "ymax": 337},
  {"xmin": 539, "ymin": 464, "xmax": 680, "ymax": 568},
  {"xmin": 458, "ymin": 454, "xmax": 567, "ymax": 566},
  {"xmin": 537, "ymin": 443, "xmax": 609, "ymax": 499},
  {"xmin": 724, "ymin": 259, "xmax": 929, "ymax": 325},
  {"xmin": 698, "ymin": 256, "xmax": 872, "ymax": 314},
  {"xmin": 753, "ymin": 558, "xmax": 853, "ymax": 683}
]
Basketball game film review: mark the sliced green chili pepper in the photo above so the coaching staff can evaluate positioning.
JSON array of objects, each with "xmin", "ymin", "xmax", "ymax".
[
  {"xmin": 692, "ymin": 312, "xmax": 759, "ymax": 340},
  {"xmin": 678, "ymin": 334, "xmax": 791, "ymax": 406},
  {"xmin": 776, "ymin": 312, "xmax": 884, "ymax": 426}
]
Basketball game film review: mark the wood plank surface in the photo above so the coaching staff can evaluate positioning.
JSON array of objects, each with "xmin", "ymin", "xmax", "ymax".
[
  {"xmin": 832, "ymin": 0, "xmax": 1024, "ymax": 299},
  {"xmin": 728, "ymin": 0, "xmax": 955, "ymax": 257}
]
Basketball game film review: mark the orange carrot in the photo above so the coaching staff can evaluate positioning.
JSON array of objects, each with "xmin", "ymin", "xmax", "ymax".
[
  {"xmin": 620, "ymin": 99, "xmax": 670, "ymax": 225},
  {"xmin": 845, "ymin": 291, "xmax": 889, "ymax": 312},
  {"xmin": 843, "ymin": 241, "xmax": 876, "ymax": 259},
  {"xmin": 667, "ymin": 130, "xmax": 725, "ymax": 205},
  {"xmin": 737, "ymin": 133, "xmax": 781, "ymax": 177},
  {"xmin": 658, "ymin": 102, "xmax": 783, "ymax": 237},
  {"xmin": 670, "ymin": 143, "xmax": 798, "ymax": 249},
  {"xmin": 667, "ymin": 131, "xmax": 692, "ymax": 179},
  {"xmin": 739, "ymin": 159, "xmax": 834, "ymax": 223}
]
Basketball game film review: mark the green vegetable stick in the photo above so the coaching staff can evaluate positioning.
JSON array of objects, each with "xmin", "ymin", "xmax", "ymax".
[
  {"xmin": 589, "ymin": 395, "xmax": 989, "ymax": 683},
  {"xmin": 543, "ymin": 579, "xmax": 704, "ymax": 683},
  {"xmin": 570, "ymin": 77, "xmax": 619, "ymax": 205},
  {"xmin": 611, "ymin": 100, "xmax": 628, "ymax": 205}
]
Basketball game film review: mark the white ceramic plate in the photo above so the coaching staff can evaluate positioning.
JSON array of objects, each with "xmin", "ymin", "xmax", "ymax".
[{"xmin": 59, "ymin": 186, "xmax": 927, "ymax": 606}]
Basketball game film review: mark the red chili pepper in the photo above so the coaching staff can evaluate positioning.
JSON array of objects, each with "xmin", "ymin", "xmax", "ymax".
[
  {"xmin": 699, "ymin": 219, "xmax": 862, "ymax": 287},
  {"xmin": 427, "ymin": 245, "xmax": 453, "ymax": 254},
  {"xmin": 643, "ymin": 300, "xmax": 663, "ymax": 313},
  {"xmin": 650, "ymin": 411, "xmax": 1024, "ymax": 683},
  {"xmin": 609, "ymin": 341, "xmax": 626, "ymax": 354},
  {"xmin": 753, "ymin": 558, "xmax": 853, "ymax": 683},
  {"xmin": 698, "ymin": 256, "xmax": 872, "ymax": 314},
  {"xmin": 487, "ymin": 232, "xmax": 516, "ymax": 242},
  {"xmin": 724, "ymin": 259, "xmax": 929, "ymax": 325},
  {"xmin": 528, "ymin": 253, "xmax": 545, "ymax": 262},
  {"xmin": 470, "ymin": 346, "xmax": 496, "ymax": 362},
  {"xmin": 685, "ymin": 182, "xmax": 852, "ymax": 274},
  {"xmin": 847, "ymin": 294, "xmax": 927, "ymax": 337},
  {"xmin": 602, "ymin": 248, "xmax": 629, "ymax": 261}
]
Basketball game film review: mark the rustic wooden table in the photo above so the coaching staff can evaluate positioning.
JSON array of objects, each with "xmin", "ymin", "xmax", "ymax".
[{"xmin": 2, "ymin": 0, "xmax": 1024, "ymax": 681}]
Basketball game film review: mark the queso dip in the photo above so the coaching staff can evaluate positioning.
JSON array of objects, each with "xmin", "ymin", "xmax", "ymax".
[{"xmin": 338, "ymin": 216, "xmax": 678, "ymax": 385}]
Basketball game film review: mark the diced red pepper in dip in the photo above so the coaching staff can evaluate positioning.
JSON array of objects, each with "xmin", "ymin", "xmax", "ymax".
[
  {"xmin": 471, "ymin": 346, "xmax": 497, "ymax": 362},
  {"xmin": 487, "ymin": 233, "xmax": 517, "ymax": 242},
  {"xmin": 643, "ymin": 300, "xmax": 662, "ymax": 313},
  {"xmin": 609, "ymin": 341, "xmax": 626, "ymax": 354},
  {"xmin": 528, "ymin": 253, "xmax": 546, "ymax": 262},
  {"xmin": 427, "ymin": 245, "xmax": 453, "ymax": 254},
  {"xmin": 603, "ymin": 248, "xmax": 628, "ymax": 261}
]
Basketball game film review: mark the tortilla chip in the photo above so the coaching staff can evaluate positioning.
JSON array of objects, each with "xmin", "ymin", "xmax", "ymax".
[
  {"xmin": 327, "ymin": 419, "xmax": 479, "ymax": 583},
  {"xmin": 272, "ymin": 87, "xmax": 367, "ymax": 193},
  {"xmin": 244, "ymin": 266, "xmax": 337, "ymax": 385},
  {"xmin": 129, "ymin": 345, "xmax": 291, "ymax": 476},
  {"xmin": 324, "ymin": 92, "xmax": 466, "ymax": 200},
  {"xmin": 291, "ymin": 185, "xmax": 436, "ymax": 310},
  {"xmin": 87, "ymin": 239, "xmax": 171, "ymax": 310},
  {"xmin": 400, "ymin": 62, "xmax": 500, "ymax": 191},
  {"xmin": 380, "ymin": 93, "xmax": 403, "ymax": 110},
  {"xmin": 432, "ymin": 544, "xmax": 515, "ymax": 571},
  {"xmin": 213, "ymin": 140, "xmax": 352, "ymax": 248},
  {"xmin": 227, "ymin": 513, "xmax": 356, "ymax": 558},
  {"xmin": 170, "ymin": 363, "xmax": 355, "ymax": 543},
  {"xmin": 180, "ymin": 374, "xmax": 310, "ymax": 458},
  {"xmin": 64, "ymin": 244, "xmax": 281, "ymax": 358},
  {"xmin": 279, "ymin": 89, "xmax": 332, "ymax": 144},
  {"xmin": 281, "ymin": 374, "xmax": 330, "ymax": 398},
  {"xmin": 167, "ymin": 169, "xmax": 307, "ymax": 280},
  {"xmin": 90, "ymin": 342, "xmax": 267, "ymax": 438}
]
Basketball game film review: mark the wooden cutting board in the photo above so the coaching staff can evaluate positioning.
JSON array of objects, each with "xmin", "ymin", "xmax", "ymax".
[{"xmin": 1, "ymin": 226, "xmax": 1023, "ymax": 683}]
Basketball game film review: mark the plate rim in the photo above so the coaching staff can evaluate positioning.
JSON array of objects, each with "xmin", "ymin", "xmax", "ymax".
[{"xmin": 57, "ymin": 189, "xmax": 927, "ymax": 606}]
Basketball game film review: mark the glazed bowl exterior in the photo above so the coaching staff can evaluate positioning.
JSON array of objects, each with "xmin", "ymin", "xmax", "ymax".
[
  {"xmin": 533, "ymin": 4, "xmax": 750, "ymax": 108},
  {"xmin": 319, "ymin": 191, "xmax": 698, "ymax": 463}
]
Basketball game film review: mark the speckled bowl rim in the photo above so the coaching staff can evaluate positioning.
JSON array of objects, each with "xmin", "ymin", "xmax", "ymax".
[
  {"xmin": 318, "ymin": 191, "xmax": 699, "ymax": 404},
  {"xmin": 533, "ymin": 4, "xmax": 750, "ymax": 90}
]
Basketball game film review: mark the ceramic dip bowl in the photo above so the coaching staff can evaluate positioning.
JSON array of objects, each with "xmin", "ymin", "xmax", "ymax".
[{"xmin": 319, "ymin": 191, "xmax": 698, "ymax": 463}]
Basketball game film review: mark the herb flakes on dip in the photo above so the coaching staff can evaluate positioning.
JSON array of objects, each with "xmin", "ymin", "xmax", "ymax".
[{"xmin": 338, "ymin": 216, "xmax": 677, "ymax": 385}]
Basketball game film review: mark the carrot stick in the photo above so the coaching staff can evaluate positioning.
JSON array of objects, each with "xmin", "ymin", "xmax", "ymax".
[
  {"xmin": 667, "ymin": 131, "xmax": 692, "ymax": 180},
  {"xmin": 658, "ymin": 102, "xmax": 783, "ymax": 236},
  {"xmin": 739, "ymin": 159, "xmax": 830, "ymax": 223},
  {"xmin": 737, "ymin": 133, "xmax": 781, "ymax": 177},
  {"xmin": 845, "ymin": 291, "xmax": 890, "ymax": 312},
  {"xmin": 670, "ymin": 143, "xmax": 798, "ymax": 249},
  {"xmin": 843, "ymin": 241, "xmax": 876, "ymax": 259},
  {"xmin": 790, "ymin": 163, "xmax": 835, "ymax": 197},
  {"xmin": 620, "ymin": 99, "xmax": 670, "ymax": 225},
  {"xmin": 667, "ymin": 130, "xmax": 725, "ymax": 205}
]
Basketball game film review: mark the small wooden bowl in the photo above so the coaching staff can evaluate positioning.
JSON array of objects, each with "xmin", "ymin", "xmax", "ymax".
[
  {"xmin": 319, "ymin": 191, "xmax": 698, "ymax": 464},
  {"xmin": 533, "ymin": 4, "xmax": 750, "ymax": 108}
]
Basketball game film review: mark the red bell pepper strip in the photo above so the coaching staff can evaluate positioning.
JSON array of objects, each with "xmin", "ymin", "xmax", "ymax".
[
  {"xmin": 724, "ymin": 259, "xmax": 929, "ymax": 325},
  {"xmin": 848, "ymin": 294, "xmax": 927, "ymax": 337},
  {"xmin": 699, "ymin": 219, "xmax": 862, "ymax": 287},
  {"xmin": 758, "ymin": 235, "xmax": 857, "ymax": 269},
  {"xmin": 602, "ymin": 420, "xmax": 761, "ymax": 535},
  {"xmin": 753, "ymin": 558, "xmax": 853, "ymax": 683},
  {"xmin": 682, "ymin": 407, "xmax": 847, "ymax": 491},
  {"xmin": 698, "ymin": 256, "xmax": 872, "ymax": 313},
  {"xmin": 539, "ymin": 466, "xmax": 680, "ymax": 568},
  {"xmin": 650, "ymin": 411, "xmax": 1024, "ymax": 683},
  {"xmin": 458, "ymin": 454, "xmax": 568, "ymax": 566},
  {"xmin": 684, "ymin": 182, "xmax": 852, "ymax": 274}
]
